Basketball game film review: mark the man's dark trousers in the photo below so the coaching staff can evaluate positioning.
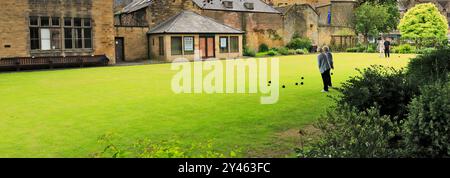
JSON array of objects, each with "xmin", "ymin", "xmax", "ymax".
[
  {"xmin": 321, "ymin": 69, "xmax": 331, "ymax": 91},
  {"xmin": 385, "ymin": 48, "xmax": 390, "ymax": 58}
]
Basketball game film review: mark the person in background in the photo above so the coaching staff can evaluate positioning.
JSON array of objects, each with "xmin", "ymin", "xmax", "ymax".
[
  {"xmin": 384, "ymin": 38, "xmax": 391, "ymax": 58},
  {"xmin": 317, "ymin": 47, "xmax": 331, "ymax": 93},
  {"xmin": 378, "ymin": 37, "xmax": 385, "ymax": 58},
  {"xmin": 323, "ymin": 46, "xmax": 334, "ymax": 88}
]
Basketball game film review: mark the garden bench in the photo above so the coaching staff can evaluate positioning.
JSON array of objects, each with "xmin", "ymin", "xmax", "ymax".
[{"xmin": 0, "ymin": 55, "xmax": 109, "ymax": 71}]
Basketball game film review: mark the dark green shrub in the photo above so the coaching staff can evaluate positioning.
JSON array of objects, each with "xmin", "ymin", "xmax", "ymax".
[
  {"xmin": 392, "ymin": 44, "xmax": 416, "ymax": 54},
  {"xmin": 267, "ymin": 50, "xmax": 278, "ymax": 56},
  {"xmin": 407, "ymin": 48, "xmax": 450, "ymax": 86},
  {"xmin": 416, "ymin": 47, "xmax": 436, "ymax": 54},
  {"xmin": 297, "ymin": 106, "xmax": 403, "ymax": 158},
  {"xmin": 243, "ymin": 46, "xmax": 256, "ymax": 57},
  {"xmin": 346, "ymin": 47, "xmax": 358, "ymax": 52},
  {"xmin": 287, "ymin": 49, "xmax": 297, "ymax": 55},
  {"xmin": 338, "ymin": 65, "xmax": 419, "ymax": 120},
  {"xmin": 355, "ymin": 44, "xmax": 366, "ymax": 52},
  {"xmin": 403, "ymin": 82, "xmax": 450, "ymax": 158},
  {"xmin": 277, "ymin": 47, "xmax": 289, "ymax": 55},
  {"xmin": 286, "ymin": 37, "xmax": 312, "ymax": 50},
  {"xmin": 366, "ymin": 45, "xmax": 376, "ymax": 53},
  {"xmin": 259, "ymin": 43, "xmax": 269, "ymax": 52}
]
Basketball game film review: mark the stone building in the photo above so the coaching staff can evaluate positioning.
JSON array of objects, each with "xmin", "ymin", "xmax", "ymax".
[
  {"xmin": 0, "ymin": 0, "xmax": 116, "ymax": 64},
  {"xmin": 148, "ymin": 11, "xmax": 244, "ymax": 61},
  {"xmin": 114, "ymin": 0, "xmax": 357, "ymax": 62},
  {"xmin": 115, "ymin": 0, "xmax": 284, "ymax": 62}
]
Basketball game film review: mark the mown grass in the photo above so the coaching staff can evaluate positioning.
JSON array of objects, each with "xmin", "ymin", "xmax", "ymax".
[{"xmin": 0, "ymin": 53, "xmax": 415, "ymax": 157}]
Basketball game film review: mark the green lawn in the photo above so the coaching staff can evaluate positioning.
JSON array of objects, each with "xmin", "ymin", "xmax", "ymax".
[{"xmin": 0, "ymin": 53, "xmax": 415, "ymax": 158}]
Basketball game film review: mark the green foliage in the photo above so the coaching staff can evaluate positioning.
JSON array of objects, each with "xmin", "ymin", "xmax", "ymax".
[
  {"xmin": 286, "ymin": 37, "xmax": 312, "ymax": 50},
  {"xmin": 295, "ymin": 48, "xmax": 309, "ymax": 55},
  {"xmin": 403, "ymin": 82, "xmax": 450, "ymax": 158},
  {"xmin": 346, "ymin": 47, "xmax": 358, "ymax": 53},
  {"xmin": 277, "ymin": 47, "xmax": 289, "ymax": 55},
  {"xmin": 406, "ymin": 48, "xmax": 450, "ymax": 86},
  {"xmin": 392, "ymin": 44, "xmax": 416, "ymax": 54},
  {"xmin": 297, "ymin": 106, "xmax": 403, "ymax": 158},
  {"xmin": 416, "ymin": 47, "xmax": 436, "ymax": 55},
  {"xmin": 337, "ymin": 65, "xmax": 419, "ymax": 120},
  {"xmin": 259, "ymin": 43, "xmax": 269, "ymax": 52},
  {"xmin": 366, "ymin": 45, "xmax": 376, "ymax": 53},
  {"xmin": 354, "ymin": 3, "xmax": 390, "ymax": 42},
  {"xmin": 287, "ymin": 49, "xmax": 297, "ymax": 55},
  {"xmin": 243, "ymin": 46, "xmax": 256, "ymax": 57},
  {"xmin": 398, "ymin": 3, "xmax": 449, "ymax": 47},
  {"xmin": 93, "ymin": 133, "xmax": 240, "ymax": 158},
  {"xmin": 266, "ymin": 50, "xmax": 278, "ymax": 56}
]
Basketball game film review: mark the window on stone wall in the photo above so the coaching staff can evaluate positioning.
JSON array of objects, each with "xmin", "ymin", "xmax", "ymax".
[
  {"xmin": 29, "ymin": 16, "xmax": 92, "ymax": 51},
  {"xmin": 159, "ymin": 36, "xmax": 165, "ymax": 56},
  {"xmin": 30, "ymin": 27, "xmax": 40, "ymax": 50},
  {"xmin": 63, "ymin": 17, "xmax": 93, "ymax": 49},
  {"xmin": 219, "ymin": 36, "xmax": 229, "ymax": 53},
  {"xmin": 183, "ymin": 36, "xmax": 194, "ymax": 55},
  {"xmin": 230, "ymin": 36, "xmax": 239, "ymax": 53},
  {"xmin": 64, "ymin": 28, "xmax": 73, "ymax": 49},
  {"xmin": 171, "ymin": 36, "xmax": 183, "ymax": 55}
]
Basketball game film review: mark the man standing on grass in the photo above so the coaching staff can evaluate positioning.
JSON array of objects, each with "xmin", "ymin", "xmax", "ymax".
[
  {"xmin": 318, "ymin": 47, "xmax": 331, "ymax": 93},
  {"xmin": 384, "ymin": 38, "xmax": 391, "ymax": 58},
  {"xmin": 323, "ymin": 46, "xmax": 334, "ymax": 88}
]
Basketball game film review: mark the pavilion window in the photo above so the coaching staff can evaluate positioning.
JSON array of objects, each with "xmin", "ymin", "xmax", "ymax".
[
  {"xmin": 171, "ymin": 36, "xmax": 183, "ymax": 55},
  {"xmin": 219, "ymin": 36, "xmax": 229, "ymax": 53},
  {"xmin": 183, "ymin": 36, "xmax": 194, "ymax": 55},
  {"xmin": 159, "ymin": 36, "xmax": 165, "ymax": 56},
  {"xmin": 230, "ymin": 36, "xmax": 239, "ymax": 53}
]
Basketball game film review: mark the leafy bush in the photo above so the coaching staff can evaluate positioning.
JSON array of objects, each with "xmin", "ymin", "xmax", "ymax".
[
  {"xmin": 346, "ymin": 47, "xmax": 358, "ymax": 53},
  {"xmin": 366, "ymin": 45, "xmax": 376, "ymax": 53},
  {"xmin": 295, "ymin": 48, "xmax": 309, "ymax": 55},
  {"xmin": 277, "ymin": 47, "xmax": 289, "ymax": 55},
  {"xmin": 297, "ymin": 106, "xmax": 403, "ymax": 158},
  {"xmin": 288, "ymin": 49, "xmax": 297, "ymax": 55},
  {"xmin": 403, "ymin": 82, "xmax": 450, "ymax": 158},
  {"xmin": 243, "ymin": 46, "xmax": 256, "ymax": 57},
  {"xmin": 416, "ymin": 47, "xmax": 436, "ymax": 54},
  {"xmin": 355, "ymin": 44, "xmax": 367, "ymax": 52},
  {"xmin": 286, "ymin": 37, "xmax": 312, "ymax": 50},
  {"xmin": 267, "ymin": 50, "xmax": 278, "ymax": 56},
  {"xmin": 407, "ymin": 48, "xmax": 450, "ymax": 86},
  {"xmin": 93, "ymin": 133, "xmax": 240, "ymax": 158},
  {"xmin": 338, "ymin": 65, "xmax": 419, "ymax": 120},
  {"xmin": 259, "ymin": 43, "xmax": 269, "ymax": 52},
  {"xmin": 392, "ymin": 44, "xmax": 416, "ymax": 54}
]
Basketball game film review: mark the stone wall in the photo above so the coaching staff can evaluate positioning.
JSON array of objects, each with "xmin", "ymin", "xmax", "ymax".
[
  {"xmin": 115, "ymin": 26, "xmax": 149, "ymax": 61},
  {"xmin": 93, "ymin": 0, "xmax": 116, "ymax": 63},
  {"xmin": 0, "ymin": 0, "xmax": 115, "ymax": 63},
  {"xmin": 282, "ymin": 4, "xmax": 319, "ymax": 45},
  {"xmin": 0, "ymin": 0, "xmax": 29, "ymax": 58},
  {"xmin": 201, "ymin": 10, "xmax": 284, "ymax": 51}
]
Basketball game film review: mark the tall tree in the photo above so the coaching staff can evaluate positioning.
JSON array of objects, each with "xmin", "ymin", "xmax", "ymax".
[
  {"xmin": 398, "ymin": 3, "xmax": 449, "ymax": 47},
  {"xmin": 354, "ymin": 3, "xmax": 389, "ymax": 43}
]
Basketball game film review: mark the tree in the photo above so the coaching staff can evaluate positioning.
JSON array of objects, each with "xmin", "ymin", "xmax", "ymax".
[
  {"xmin": 354, "ymin": 3, "xmax": 389, "ymax": 43},
  {"xmin": 356, "ymin": 1, "xmax": 400, "ymax": 32},
  {"xmin": 398, "ymin": 3, "xmax": 449, "ymax": 47}
]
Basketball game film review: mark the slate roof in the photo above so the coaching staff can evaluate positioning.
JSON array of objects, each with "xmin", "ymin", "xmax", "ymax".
[
  {"xmin": 118, "ymin": 0, "xmax": 280, "ymax": 14},
  {"xmin": 192, "ymin": 0, "xmax": 280, "ymax": 13},
  {"xmin": 148, "ymin": 11, "xmax": 245, "ymax": 34},
  {"xmin": 119, "ymin": 0, "xmax": 152, "ymax": 14}
]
